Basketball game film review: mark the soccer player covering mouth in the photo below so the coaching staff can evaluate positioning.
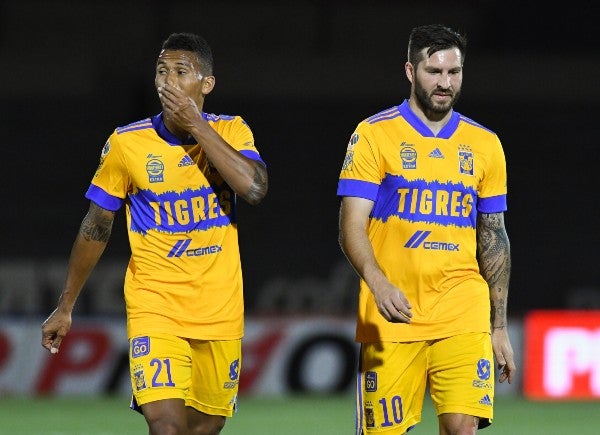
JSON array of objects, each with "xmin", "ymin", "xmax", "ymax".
[
  {"xmin": 337, "ymin": 24, "xmax": 515, "ymax": 434},
  {"xmin": 42, "ymin": 32, "xmax": 268, "ymax": 434}
]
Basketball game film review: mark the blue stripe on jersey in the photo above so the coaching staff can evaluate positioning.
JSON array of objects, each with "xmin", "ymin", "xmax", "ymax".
[
  {"xmin": 120, "ymin": 118, "xmax": 151, "ymax": 128},
  {"xmin": 397, "ymin": 100, "xmax": 462, "ymax": 138},
  {"xmin": 366, "ymin": 106, "xmax": 400, "ymax": 124},
  {"xmin": 85, "ymin": 184, "xmax": 125, "ymax": 211},
  {"xmin": 459, "ymin": 115, "xmax": 495, "ymax": 135},
  {"xmin": 129, "ymin": 187, "xmax": 235, "ymax": 235},
  {"xmin": 116, "ymin": 119, "xmax": 153, "ymax": 134},
  {"xmin": 152, "ymin": 114, "xmax": 197, "ymax": 145},
  {"xmin": 437, "ymin": 112, "xmax": 461, "ymax": 138},
  {"xmin": 371, "ymin": 174, "xmax": 478, "ymax": 227},
  {"xmin": 477, "ymin": 194, "xmax": 507, "ymax": 213},
  {"xmin": 240, "ymin": 149, "xmax": 266, "ymax": 166},
  {"xmin": 204, "ymin": 113, "xmax": 235, "ymax": 122},
  {"xmin": 337, "ymin": 179, "xmax": 380, "ymax": 201}
]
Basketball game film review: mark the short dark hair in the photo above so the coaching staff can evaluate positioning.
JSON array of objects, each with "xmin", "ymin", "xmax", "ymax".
[
  {"xmin": 407, "ymin": 24, "xmax": 467, "ymax": 66},
  {"xmin": 161, "ymin": 32, "xmax": 214, "ymax": 75}
]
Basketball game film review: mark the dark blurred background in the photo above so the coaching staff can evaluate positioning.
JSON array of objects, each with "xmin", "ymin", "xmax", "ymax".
[{"xmin": 2, "ymin": 0, "xmax": 599, "ymax": 317}]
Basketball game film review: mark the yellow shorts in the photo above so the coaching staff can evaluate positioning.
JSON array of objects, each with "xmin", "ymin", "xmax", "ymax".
[
  {"xmin": 356, "ymin": 332, "xmax": 494, "ymax": 434},
  {"xmin": 129, "ymin": 334, "xmax": 241, "ymax": 417}
]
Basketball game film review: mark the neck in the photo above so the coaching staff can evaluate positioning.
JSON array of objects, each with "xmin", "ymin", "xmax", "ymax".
[
  {"xmin": 163, "ymin": 119, "xmax": 190, "ymax": 141},
  {"xmin": 408, "ymin": 98, "xmax": 452, "ymax": 135}
]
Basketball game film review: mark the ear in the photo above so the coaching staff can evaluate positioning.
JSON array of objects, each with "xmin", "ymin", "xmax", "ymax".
[
  {"xmin": 405, "ymin": 62, "xmax": 414, "ymax": 84},
  {"xmin": 202, "ymin": 75, "xmax": 215, "ymax": 96}
]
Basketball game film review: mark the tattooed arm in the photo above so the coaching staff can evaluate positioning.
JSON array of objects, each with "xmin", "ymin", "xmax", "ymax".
[
  {"xmin": 477, "ymin": 212, "xmax": 516, "ymax": 383},
  {"xmin": 41, "ymin": 202, "xmax": 115, "ymax": 354}
]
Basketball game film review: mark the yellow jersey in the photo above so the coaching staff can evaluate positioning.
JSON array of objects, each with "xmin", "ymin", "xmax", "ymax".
[
  {"xmin": 337, "ymin": 100, "xmax": 507, "ymax": 342},
  {"xmin": 86, "ymin": 112, "xmax": 265, "ymax": 340}
]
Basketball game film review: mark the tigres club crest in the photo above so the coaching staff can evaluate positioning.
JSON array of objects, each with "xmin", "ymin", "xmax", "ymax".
[{"xmin": 458, "ymin": 144, "xmax": 474, "ymax": 176}]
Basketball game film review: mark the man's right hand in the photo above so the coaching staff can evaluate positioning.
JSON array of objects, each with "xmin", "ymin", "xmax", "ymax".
[
  {"xmin": 41, "ymin": 308, "xmax": 72, "ymax": 354},
  {"xmin": 372, "ymin": 283, "xmax": 413, "ymax": 323}
]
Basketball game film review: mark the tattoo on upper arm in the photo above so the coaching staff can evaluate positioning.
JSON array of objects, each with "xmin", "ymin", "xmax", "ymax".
[
  {"xmin": 243, "ymin": 163, "xmax": 268, "ymax": 205},
  {"xmin": 80, "ymin": 203, "xmax": 114, "ymax": 243},
  {"xmin": 477, "ymin": 212, "xmax": 511, "ymax": 327}
]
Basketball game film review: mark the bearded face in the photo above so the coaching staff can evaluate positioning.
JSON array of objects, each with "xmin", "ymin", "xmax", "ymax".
[
  {"xmin": 410, "ymin": 47, "xmax": 463, "ymax": 116},
  {"xmin": 413, "ymin": 69, "xmax": 462, "ymax": 115}
]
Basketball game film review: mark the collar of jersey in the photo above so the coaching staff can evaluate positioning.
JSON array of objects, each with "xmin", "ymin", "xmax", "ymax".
[
  {"xmin": 398, "ymin": 99, "xmax": 460, "ymax": 139},
  {"xmin": 152, "ymin": 112, "xmax": 208, "ymax": 146}
]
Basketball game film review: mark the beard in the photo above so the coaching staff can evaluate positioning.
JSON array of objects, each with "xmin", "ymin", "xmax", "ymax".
[{"xmin": 414, "ymin": 79, "xmax": 461, "ymax": 115}]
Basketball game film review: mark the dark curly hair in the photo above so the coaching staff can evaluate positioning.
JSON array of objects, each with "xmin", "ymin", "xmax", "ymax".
[{"xmin": 161, "ymin": 32, "xmax": 214, "ymax": 75}]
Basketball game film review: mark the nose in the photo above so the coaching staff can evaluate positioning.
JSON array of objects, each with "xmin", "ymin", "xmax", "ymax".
[
  {"xmin": 157, "ymin": 69, "xmax": 177, "ymax": 87},
  {"xmin": 438, "ymin": 72, "xmax": 451, "ymax": 89},
  {"xmin": 166, "ymin": 71, "xmax": 178, "ymax": 87}
]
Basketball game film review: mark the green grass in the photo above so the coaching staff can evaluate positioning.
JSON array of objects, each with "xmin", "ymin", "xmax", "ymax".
[{"xmin": 1, "ymin": 394, "xmax": 599, "ymax": 434}]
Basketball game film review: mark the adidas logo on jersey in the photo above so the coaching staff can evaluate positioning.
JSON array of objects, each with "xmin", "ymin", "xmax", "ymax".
[
  {"xmin": 428, "ymin": 148, "xmax": 444, "ymax": 158},
  {"xmin": 178, "ymin": 155, "xmax": 195, "ymax": 167},
  {"xmin": 479, "ymin": 394, "xmax": 492, "ymax": 406}
]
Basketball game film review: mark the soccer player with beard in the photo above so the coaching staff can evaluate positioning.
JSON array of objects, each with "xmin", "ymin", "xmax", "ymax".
[{"xmin": 337, "ymin": 24, "xmax": 516, "ymax": 434}]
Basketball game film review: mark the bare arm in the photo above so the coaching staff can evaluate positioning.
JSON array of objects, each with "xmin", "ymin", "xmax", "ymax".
[
  {"xmin": 338, "ymin": 196, "xmax": 412, "ymax": 323},
  {"xmin": 477, "ymin": 211, "xmax": 516, "ymax": 383},
  {"xmin": 158, "ymin": 83, "xmax": 268, "ymax": 205},
  {"xmin": 189, "ymin": 122, "xmax": 268, "ymax": 205},
  {"xmin": 41, "ymin": 202, "xmax": 115, "ymax": 353}
]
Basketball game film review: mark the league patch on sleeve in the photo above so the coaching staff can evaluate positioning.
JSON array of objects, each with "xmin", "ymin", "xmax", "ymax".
[
  {"xmin": 131, "ymin": 336, "xmax": 150, "ymax": 358},
  {"xmin": 342, "ymin": 132, "xmax": 359, "ymax": 171},
  {"xmin": 347, "ymin": 132, "xmax": 359, "ymax": 150},
  {"xmin": 101, "ymin": 139, "xmax": 111, "ymax": 157}
]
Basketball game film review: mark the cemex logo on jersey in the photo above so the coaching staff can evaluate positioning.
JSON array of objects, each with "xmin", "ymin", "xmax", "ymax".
[
  {"xmin": 167, "ymin": 239, "xmax": 223, "ymax": 258},
  {"xmin": 404, "ymin": 230, "xmax": 459, "ymax": 251}
]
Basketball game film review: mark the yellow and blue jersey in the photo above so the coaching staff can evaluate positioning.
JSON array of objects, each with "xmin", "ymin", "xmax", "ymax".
[
  {"xmin": 337, "ymin": 100, "xmax": 507, "ymax": 342},
  {"xmin": 86, "ymin": 112, "xmax": 265, "ymax": 340}
]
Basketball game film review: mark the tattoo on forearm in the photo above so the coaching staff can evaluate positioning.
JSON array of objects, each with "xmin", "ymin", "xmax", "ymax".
[
  {"xmin": 477, "ymin": 213, "xmax": 511, "ymax": 327},
  {"xmin": 242, "ymin": 163, "xmax": 268, "ymax": 205},
  {"xmin": 491, "ymin": 299, "xmax": 506, "ymax": 329},
  {"xmin": 80, "ymin": 204, "xmax": 113, "ymax": 243}
]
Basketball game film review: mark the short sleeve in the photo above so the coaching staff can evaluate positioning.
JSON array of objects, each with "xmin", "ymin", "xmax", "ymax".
[
  {"xmin": 477, "ymin": 135, "xmax": 507, "ymax": 213},
  {"xmin": 337, "ymin": 122, "xmax": 381, "ymax": 201},
  {"xmin": 84, "ymin": 132, "xmax": 130, "ymax": 211},
  {"xmin": 229, "ymin": 117, "xmax": 265, "ymax": 166}
]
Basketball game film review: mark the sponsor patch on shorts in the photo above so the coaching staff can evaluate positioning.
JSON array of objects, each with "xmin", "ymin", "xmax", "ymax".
[{"xmin": 365, "ymin": 371, "xmax": 378, "ymax": 392}]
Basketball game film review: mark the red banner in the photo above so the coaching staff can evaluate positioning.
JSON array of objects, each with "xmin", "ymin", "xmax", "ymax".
[{"xmin": 524, "ymin": 310, "xmax": 600, "ymax": 400}]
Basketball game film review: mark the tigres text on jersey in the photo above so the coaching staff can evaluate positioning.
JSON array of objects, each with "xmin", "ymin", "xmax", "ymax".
[
  {"xmin": 337, "ymin": 100, "xmax": 507, "ymax": 342},
  {"xmin": 86, "ymin": 112, "xmax": 265, "ymax": 340}
]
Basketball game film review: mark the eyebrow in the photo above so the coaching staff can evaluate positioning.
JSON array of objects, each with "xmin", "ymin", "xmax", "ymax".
[{"xmin": 156, "ymin": 59, "xmax": 194, "ymax": 67}]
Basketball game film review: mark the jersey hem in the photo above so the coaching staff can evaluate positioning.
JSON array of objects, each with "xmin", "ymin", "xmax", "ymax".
[{"xmin": 356, "ymin": 328, "xmax": 490, "ymax": 343}]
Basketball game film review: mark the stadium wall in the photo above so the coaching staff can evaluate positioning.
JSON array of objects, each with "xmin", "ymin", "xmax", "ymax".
[{"xmin": 2, "ymin": 317, "xmax": 524, "ymax": 398}]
